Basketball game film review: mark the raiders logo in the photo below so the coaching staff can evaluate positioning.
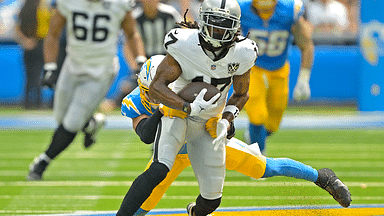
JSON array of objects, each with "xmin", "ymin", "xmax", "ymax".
[{"xmin": 228, "ymin": 62, "xmax": 240, "ymax": 73}]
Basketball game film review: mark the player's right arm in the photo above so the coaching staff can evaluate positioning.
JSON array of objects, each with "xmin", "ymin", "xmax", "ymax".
[{"xmin": 148, "ymin": 54, "xmax": 186, "ymax": 111}]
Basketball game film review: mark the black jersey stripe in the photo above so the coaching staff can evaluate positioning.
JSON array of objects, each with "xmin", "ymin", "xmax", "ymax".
[{"xmin": 153, "ymin": 119, "xmax": 162, "ymax": 163}]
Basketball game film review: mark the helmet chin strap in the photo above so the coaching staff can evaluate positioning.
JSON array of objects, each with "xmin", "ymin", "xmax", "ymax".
[{"xmin": 199, "ymin": 34, "xmax": 234, "ymax": 61}]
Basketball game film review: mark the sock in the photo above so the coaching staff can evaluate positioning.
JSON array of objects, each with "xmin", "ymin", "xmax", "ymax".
[
  {"xmin": 262, "ymin": 157, "xmax": 318, "ymax": 182},
  {"xmin": 134, "ymin": 208, "xmax": 149, "ymax": 216},
  {"xmin": 117, "ymin": 162, "xmax": 169, "ymax": 216},
  {"xmin": 249, "ymin": 124, "xmax": 267, "ymax": 152},
  {"xmin": 45, "ymin": 124, "xmax": 77, "ymax": 159}
]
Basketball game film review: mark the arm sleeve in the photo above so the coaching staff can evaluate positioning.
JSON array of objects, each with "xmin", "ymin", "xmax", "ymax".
[{"xmin": 135, "ymin": 108, "xmax": 163, "ymax": 144}]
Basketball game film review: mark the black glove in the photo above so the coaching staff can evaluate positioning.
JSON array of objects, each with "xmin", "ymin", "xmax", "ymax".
[
  {"xmin": 42, "ymin": 62, "xmax": 59, "ymax": 89},
  {"xmin": 226, "ymin": 121, "xmax": 236, "ymax": 139}
]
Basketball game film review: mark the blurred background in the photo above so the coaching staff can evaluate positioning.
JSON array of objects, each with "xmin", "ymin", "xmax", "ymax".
[{"xmin": 2, "ymin": 0, "xmax": 383, "ymax": 113}]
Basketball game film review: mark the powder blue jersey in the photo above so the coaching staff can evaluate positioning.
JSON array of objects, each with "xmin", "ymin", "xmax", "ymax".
[
  {"xmin": 121, "ymin": 87, "xmax": 153, "ymax": 119},
  {"xmin": 239, "ymin": 0, "xmax": 304, "ymax": 71}
]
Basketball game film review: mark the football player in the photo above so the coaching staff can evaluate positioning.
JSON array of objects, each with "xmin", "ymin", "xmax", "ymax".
[
  {"xmin": 117, "ymin": 0, "xmax": 258, "ymax": 215},
  {"xmin": 239, "ymin": 0, "xmax": 315, "ymax": 154},
  {"xmin": 100, "ymin": 0, "xmax": 183, "ymax": 112},
  {"xmin": 27, "ymin": 0, "xmax": 146, "ymax": 181},
  {"xmin": 121, "ymin": 55, "xmax": 351, "ymax": 216}
]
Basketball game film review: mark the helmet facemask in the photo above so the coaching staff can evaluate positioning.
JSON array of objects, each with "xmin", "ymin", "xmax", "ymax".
[
  {"xmin": 199, "ymin": 6, "xmax": 240, "ymax": 50},
  {"xmin": 137, "ymin": 78, "xmax": 158, "ymax": 114}
]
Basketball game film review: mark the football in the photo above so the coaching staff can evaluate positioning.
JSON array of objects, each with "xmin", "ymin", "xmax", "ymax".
[{"xmin": 178, "ymin": 82, "xmax": 221, "ymax": 103}]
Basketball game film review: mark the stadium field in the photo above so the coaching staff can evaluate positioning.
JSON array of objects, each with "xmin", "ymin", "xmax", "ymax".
[{"xmin": 1, "ymin": 114, "xmax": 384, "ymax": 215}]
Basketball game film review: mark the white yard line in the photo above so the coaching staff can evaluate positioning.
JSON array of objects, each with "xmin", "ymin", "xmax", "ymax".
[{"xmin": 0, "ymin": 181, "xmax": 383, "ymax": 187}]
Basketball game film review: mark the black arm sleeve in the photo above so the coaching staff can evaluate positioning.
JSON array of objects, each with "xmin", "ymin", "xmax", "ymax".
[{"xmin": 135, "ymin": 108, "xmax": 163, "ymax": 144}]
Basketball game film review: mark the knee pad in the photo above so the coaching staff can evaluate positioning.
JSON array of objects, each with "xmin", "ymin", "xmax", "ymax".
[{"xmin": 194, "ymin": 195, "xmax": 221, "ymax": 216}]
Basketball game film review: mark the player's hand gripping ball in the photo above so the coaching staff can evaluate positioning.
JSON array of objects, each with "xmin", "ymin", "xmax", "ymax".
[
  {"xmin": 178, "ymin": 82, "xmax": 221, "ymax": 116},
  {"xmin": 178, "ymin": 82, "xmax": 221, "ymax": 103}
]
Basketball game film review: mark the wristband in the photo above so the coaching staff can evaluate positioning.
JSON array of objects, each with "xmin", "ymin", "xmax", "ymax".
[
  {"xmin": 183, "ymin": 102, "xmax": 189, "ymax": 113},
  {"xmin": 223, "ymin": 105, "xmax": 239, "ymax": 118},
  {"xmin": 298, "ymin": 68, "xmax": 310, "ymax": 83},
  {"xmin": 44, "ymin": 62, "xmax": 57, "ymax": 70}
]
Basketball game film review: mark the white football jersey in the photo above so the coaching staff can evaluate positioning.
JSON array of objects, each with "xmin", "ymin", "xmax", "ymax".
[
  {"xmin": 57, "ymin": 0, "xmax": 134, "ymax": 69},
  {"xmin": 163, "ymin": 28, "xmax": 258, "ymax": 119}
]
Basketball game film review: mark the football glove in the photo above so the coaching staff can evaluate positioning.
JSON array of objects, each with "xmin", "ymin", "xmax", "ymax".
[
  {"xmin": 189, "ymin": 88, "xmax": 220, "ymax": 116},
  {"xmin": 42, "ymin": 62, "xmax": 59, "ymax": 89},
  {"xmin": 293, "ymin": 69, "xmax": 311, "ymax": 102},
  {"xmin": 206, "ymin": 117, "xmax": 235, "ymax": 139},
  {"xmin": 160, "ymin": 104, "xmax": 188, "ymax": 119},
  {"xmin": 212, "ymin": 119, "xmax": 229, "ymax": 151}
]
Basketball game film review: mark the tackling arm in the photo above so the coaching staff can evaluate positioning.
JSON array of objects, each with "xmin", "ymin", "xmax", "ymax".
[{"xmin": 133, "ymin": 109, "xmax": 163, "ymax": 144}]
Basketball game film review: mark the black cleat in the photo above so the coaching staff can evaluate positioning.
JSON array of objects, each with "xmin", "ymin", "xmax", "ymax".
[
  {"xmin": 27, "ymin": 157, "xmax": 49, "ymax": 181},
  {"xmin": 83, "ymin": 113, "xmax": 106, "ymax": 149},
  {"xmin": 315, "ymin": 168, "xmax": 352, "ymax": 207},
  {"xmin": 186, "ymin": 202, "xmax": 196, "ymax": 216}
]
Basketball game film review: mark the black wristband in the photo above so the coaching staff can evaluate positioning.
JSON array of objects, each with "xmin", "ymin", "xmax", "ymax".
[{"xmin": 182, "ymin": 102, "xmax": 189, "ymax": 113}]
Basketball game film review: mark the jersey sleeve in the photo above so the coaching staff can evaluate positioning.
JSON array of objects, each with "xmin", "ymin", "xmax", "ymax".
[
  {"xmin": 293, "ymin": 0, "xmax": 305, "ymax": 23},
  {"xmin": 56, "ymin": 0, "xmax": 70, "ymax": 17},
  {"xmin": 163, "ymin": 28, "xmax": 184, "ymax": 63},
  {"xmin": 236, "ymin": 39, "xmax": 258, "ymax": 75},
  {"xmin": 121, "ymin": 93, "xmax": 142, "ymax": 119}
]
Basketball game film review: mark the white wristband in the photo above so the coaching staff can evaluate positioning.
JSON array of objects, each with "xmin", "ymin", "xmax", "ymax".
[
  {"xmin": 298, "ymin": 68, "xmax": 310, "ymax": 83},
  {"xmin": 44, "ymin": 62, "xmax": 57, "ymax": 70},
  {"xmin": 223, "ymin": 105, "xmax": 239, "ymax": 118}
]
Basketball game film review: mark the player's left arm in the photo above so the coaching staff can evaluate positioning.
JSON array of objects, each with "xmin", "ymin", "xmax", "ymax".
[
  {"xmin": 291, "ymin": 16, "xmax": 314, "ymax": 101},
  {"xmin": 121, "ymin": 11, "xmax": 146, "ymax": 72},
  {"xmin": 224, "ymin": 70, "xmax": 250, "ymax": 122},
  {"xmin": 210, "ymin": 70, "xmax": 250, "ymax": 150}
]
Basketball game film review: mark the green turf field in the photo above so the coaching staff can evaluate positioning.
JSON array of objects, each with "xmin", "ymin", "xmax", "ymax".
[{"xmin": 0, "ymin": 128, "xmax": 383, "ymax": 215}]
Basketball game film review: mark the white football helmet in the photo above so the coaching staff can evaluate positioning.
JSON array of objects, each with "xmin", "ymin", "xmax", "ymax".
[
  {"xmin": 138, "ymin": 55, "xmax": 165, "ymax": 113},
  {"xmin": 198, "ymin": 0, "xmax": 241, "ymax": 49}
]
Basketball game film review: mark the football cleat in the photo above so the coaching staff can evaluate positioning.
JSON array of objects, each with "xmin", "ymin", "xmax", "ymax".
[
  {"xmin": 27, "ymin": 156, "xmax": 49, "ymax": 181},
  {"xmin": 186, "ymin": 202, "xmax": 196, "ymax": 216},
  {"xmin": 315, "ymin": 168, "xmax": 352, "ymax": 207},
  {"xmin": 83, "ymin": 113, "xmax": 106, "ymax": 149}
]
